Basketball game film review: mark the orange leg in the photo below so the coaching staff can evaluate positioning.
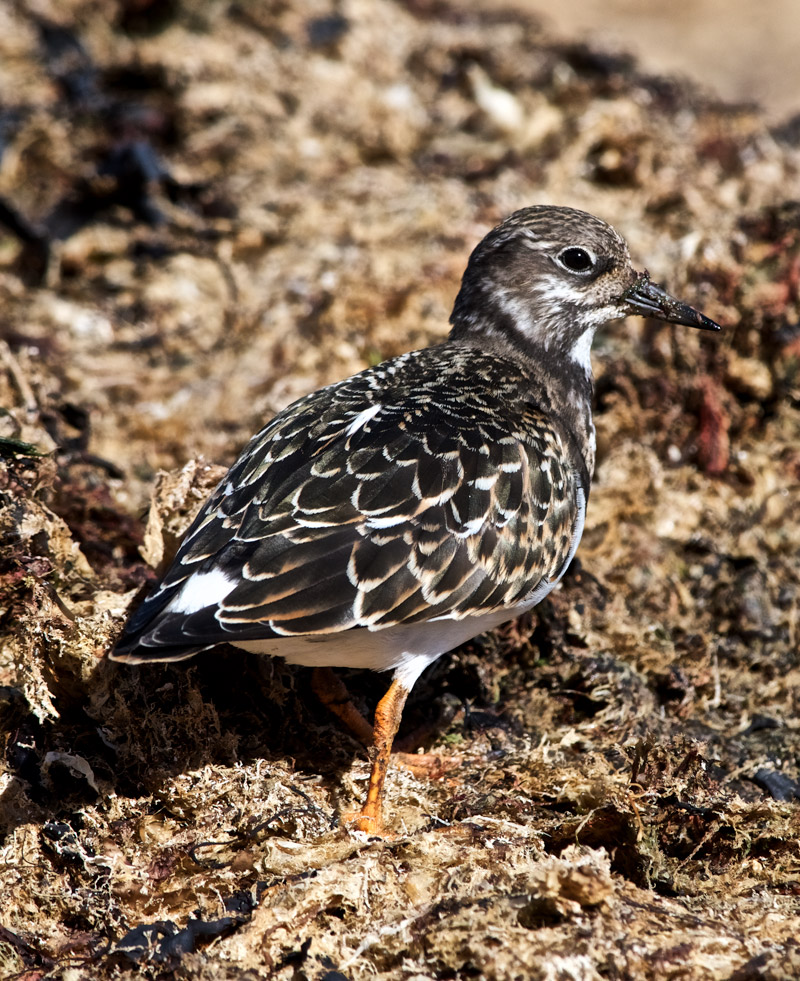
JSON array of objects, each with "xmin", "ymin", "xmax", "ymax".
[
  {"xmin": 348, "ymin": 677, "xmax": 410, "ymax": 836},
  {"xmin": 311, "ymin": 666, "xmax": 374, "ymax": 746}
]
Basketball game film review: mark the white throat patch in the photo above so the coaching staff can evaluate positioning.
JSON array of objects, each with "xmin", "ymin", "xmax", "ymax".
[{"xmin": 569, "ymin": 328, "xmax": 595, "ymax": 375}]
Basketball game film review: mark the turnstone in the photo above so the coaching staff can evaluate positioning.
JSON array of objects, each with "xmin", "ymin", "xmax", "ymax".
[{"xmin": 111, "ymin": 206, "xmax": 720, "ymax": 834}]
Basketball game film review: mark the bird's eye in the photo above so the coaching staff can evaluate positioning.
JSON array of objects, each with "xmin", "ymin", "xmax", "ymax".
[{"xmin": 557, "ymin": 247, "xmax": 595, "ymax": 274}]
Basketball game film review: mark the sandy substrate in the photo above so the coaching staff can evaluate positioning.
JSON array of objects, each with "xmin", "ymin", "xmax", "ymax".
[
  {"xmin": 494, "ymin": 0, "xmax": 800, "ymax": 123},
  {"xmin": 1, "ymin": 1, "xmax": 799, "ymax": 978}
]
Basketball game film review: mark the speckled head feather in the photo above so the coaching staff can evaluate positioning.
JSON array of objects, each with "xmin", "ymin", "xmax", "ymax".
[{"xmin": 450, "ymin": 205, "xmax": 637, "ymax": 366}]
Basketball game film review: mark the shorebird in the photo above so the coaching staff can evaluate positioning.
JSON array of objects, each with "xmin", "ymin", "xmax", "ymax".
[{"xmin": 111, "ymin": 205, "xmax": 720, "ymax": 834}]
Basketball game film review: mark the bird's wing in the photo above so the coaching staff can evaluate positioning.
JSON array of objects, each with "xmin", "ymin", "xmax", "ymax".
[{"xmin": 112, "ymin": 374, "xmax": 581, "ymax": 662}]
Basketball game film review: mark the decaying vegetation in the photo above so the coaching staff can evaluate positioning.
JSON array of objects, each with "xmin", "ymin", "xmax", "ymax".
[{"xmin": 1, "ymin": 1, "xmax": 799, "ymax": 977}]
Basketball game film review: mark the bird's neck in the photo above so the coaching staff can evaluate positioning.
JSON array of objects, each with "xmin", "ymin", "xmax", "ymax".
[{"xmin": 450, "ymin": 323, "xmax": 598, "ymax": 485}]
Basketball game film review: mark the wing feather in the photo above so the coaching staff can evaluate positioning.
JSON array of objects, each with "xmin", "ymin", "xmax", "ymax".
[{"xmin": 112, "ymin": 348, "xmax": 587, "ymax": 662}]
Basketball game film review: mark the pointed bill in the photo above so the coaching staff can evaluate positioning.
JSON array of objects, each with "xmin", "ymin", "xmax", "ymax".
[{"xmin": 622, "ymin": 272, "xmax": 721, "ymax": 331}]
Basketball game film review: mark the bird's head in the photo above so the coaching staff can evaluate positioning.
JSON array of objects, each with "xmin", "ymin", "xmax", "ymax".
[{"xmin": 449, "ymin": 205, "xmax": 719, "ymax": 375}]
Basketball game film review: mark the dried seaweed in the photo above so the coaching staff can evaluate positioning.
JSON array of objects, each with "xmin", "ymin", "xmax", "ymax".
[{"xmin": 1, "ymin": 0, "xmax": 799, "ymax": 978}]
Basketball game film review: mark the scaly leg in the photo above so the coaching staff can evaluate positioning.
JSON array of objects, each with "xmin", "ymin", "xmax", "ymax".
[
  {"xmin": 348, "ymin": 676, "xmax": 410, "ymax": 835},
  {"xmin": 311, "ymin": 666, "xmax": 374, "ymax": 746},
  {"xmin": 313, "ymin": 666, "xmax": 452, "ymax": 796}
]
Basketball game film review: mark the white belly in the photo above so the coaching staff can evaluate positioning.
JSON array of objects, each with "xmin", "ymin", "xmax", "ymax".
[
  {"xmin": 234, "ymin": 582, "xmax": 553, "ymax": 689},
  {"xmin": 236, "ymin": 604, "xmax": 510, "ymax": 667}
]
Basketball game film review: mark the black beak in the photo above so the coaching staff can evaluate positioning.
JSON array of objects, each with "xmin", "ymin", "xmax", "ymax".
[{"xmin": 622, "ymin": 271, "xmax": 721, "ymax": 331}]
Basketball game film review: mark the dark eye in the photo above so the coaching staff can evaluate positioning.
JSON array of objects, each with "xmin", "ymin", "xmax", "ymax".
[{"xmin": 557, "ymin": 247, "xmax": 595, "ymax": 274}]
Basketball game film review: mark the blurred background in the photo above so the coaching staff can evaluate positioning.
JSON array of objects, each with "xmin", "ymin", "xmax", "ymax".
[{"xmin": 492, "ymin": 0, "xmax": 800, "ymax": 122}]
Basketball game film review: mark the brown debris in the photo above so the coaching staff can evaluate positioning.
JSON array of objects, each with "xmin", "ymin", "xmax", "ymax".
[
  {"xmin": 1, "ymin": 0, "xmax": 800, "ymax": 978},
  {"xmin": 696, "ymin": 375, "xmax": 731, "ymax": 475},
  {"xmin": 140, "ymin": 459, "xmax": 228, "ymax": 572}
]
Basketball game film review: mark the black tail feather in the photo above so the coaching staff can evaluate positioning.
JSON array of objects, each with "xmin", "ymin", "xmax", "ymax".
[{"xmin": 108, "ymin": 640, "xmax": 212, "ymax": 665}]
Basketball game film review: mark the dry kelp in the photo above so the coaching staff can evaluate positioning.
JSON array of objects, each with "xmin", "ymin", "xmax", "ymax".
[{"xmin": 1, "ymin": 1, "xmax": 799, "ymax": 978}]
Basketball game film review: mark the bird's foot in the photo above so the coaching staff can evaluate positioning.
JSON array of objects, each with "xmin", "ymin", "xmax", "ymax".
[
  {"xmin": 393, "ymin": 750, "xmax": 455, "ymax": 780},
  {"xmin": 342, "ymin": 805, "xmax": 392, "ymax": 838}
]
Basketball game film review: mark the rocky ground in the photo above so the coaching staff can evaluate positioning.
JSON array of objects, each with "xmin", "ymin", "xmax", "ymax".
[{"xmin": 1, "ymin": 1, "xmax": 799, "ymax": 979}]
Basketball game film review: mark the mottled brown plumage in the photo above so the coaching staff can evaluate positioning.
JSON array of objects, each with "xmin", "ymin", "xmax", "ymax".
[
  {"xmin": 116, "ymin": 350, "xmax": 580, "ymax": 650},
  {"xmin": 111, "ymin": 205, "xmax": 719, "ymax": 833}
]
